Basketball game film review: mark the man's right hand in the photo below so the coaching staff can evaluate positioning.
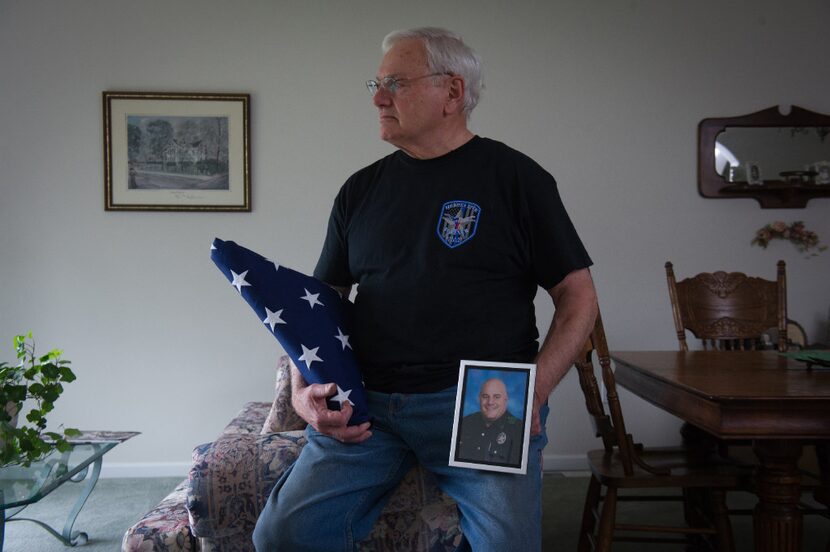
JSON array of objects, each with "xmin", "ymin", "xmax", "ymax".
[{"xmin": 292, "ymin": 381, "xmax": 372, "ymax": 443}]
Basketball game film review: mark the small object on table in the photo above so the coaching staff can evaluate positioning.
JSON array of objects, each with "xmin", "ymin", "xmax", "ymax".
[
  {"xmin": 778, "ymin": 349, "xmax": 830, "ymax": 369},
  {"xmin": 779, "ymin": 170, "xmax": 818, "ymax": 184}
]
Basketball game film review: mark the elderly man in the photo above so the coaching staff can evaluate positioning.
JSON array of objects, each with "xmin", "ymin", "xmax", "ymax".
[
  {"xmin": 457, "ymin": 378, "xmax": 523, "ymax": 465},
  {"xmin": 253, "ymin": 27, "xmax": 597, "ymax": 551}
]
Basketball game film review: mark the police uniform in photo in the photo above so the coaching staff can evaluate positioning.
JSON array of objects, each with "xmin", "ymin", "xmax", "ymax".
[{"xmin": 457, "ymin": 411, "xmax": 523, "ymax": 466}]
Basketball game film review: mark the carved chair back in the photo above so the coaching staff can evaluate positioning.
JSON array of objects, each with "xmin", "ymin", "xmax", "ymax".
[{"xmin": 665, "ymin": 261, "xmax": 787, "ymax": 351}]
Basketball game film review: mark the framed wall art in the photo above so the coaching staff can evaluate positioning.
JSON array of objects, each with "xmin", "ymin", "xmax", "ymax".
[{"xmin": 103, "ymin": 91, "xmax": 250, "ymax": 211}]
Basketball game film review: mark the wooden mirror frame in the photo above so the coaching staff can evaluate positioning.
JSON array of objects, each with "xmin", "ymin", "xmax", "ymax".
[{"xmin": 698, "ymin": 105, "xmax": 830, "ymax": 208}]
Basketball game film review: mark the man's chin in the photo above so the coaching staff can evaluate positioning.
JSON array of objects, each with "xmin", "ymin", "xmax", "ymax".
[{"xmin": 379, "ymin": 131, "xmax": 401, "ymax": 148}]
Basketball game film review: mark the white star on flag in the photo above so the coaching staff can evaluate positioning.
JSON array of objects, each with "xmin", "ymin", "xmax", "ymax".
[
  {"xmin": 231, "ymin": 270, "xmax": 251, "ymax": 293},
  {"xmin": 335, "ymin": 327, "xmax": 352, "ymax": 350},
  {"xmin": 331, "ymin": 384, "xmax": 354, "ymax": 407},
  {"xmin": 300, "ymin": 288, "xmax": 324, "ymax": 309},
  {"xmin": 298, "ymin": 344, "xmax": 322, "ymax": 369},
  {"xmin": 262, "ymin": 308, "xmax": 286, "ymax": 331}
]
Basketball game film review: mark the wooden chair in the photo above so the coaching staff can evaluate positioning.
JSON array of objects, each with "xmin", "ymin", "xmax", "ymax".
[
  {"xmin": 664, "ymin": 261, "xmax": 795, "ymax": 452},
  {"xmin": 664, "ymin": 261, "xmax": 787, "ymax": 351},
  {"xmin": 575, "ymin": 310, "xmax": 750, "ymax": 552},
  {"xmin": 664, "ymin": 260, "xmax": 786, "ymax": 450}
]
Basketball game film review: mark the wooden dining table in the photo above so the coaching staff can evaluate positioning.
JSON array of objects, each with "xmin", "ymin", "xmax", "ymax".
[{"xmin": 611, "ymin": 350, "xmax": 830, "ymax": 552}]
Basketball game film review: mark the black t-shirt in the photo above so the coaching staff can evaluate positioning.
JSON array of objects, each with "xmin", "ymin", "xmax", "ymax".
[{"xmin": 314, "ymin": 136, "xmax": 592, "ymax": 393}]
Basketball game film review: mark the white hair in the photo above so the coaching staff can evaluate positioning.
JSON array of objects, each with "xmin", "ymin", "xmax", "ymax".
[{"xmin": 382, "ymin": 27, "xmax": 483, "ymax": 117}]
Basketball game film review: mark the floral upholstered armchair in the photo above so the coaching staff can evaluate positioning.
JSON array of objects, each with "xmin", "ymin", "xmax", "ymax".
[{"xmin": 122, "ymin": 356, "xmax": 462, "ymax": 552}]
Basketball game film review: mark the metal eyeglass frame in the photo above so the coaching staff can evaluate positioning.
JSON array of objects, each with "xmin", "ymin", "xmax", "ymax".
[{"xmin": 366, "ymin": 72, "xmax": 451, "ymax": 95}]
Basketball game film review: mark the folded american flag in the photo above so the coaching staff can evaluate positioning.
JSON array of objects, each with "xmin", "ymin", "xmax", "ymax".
[{"xmin": 210, "ymin": 238, "xmax": 369, "ymax": 425}]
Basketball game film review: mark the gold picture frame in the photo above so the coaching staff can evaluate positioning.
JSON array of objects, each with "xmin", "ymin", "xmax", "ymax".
[{"xmin": 103, "ymin": 91, "xmax": 250, "ymax": 211}]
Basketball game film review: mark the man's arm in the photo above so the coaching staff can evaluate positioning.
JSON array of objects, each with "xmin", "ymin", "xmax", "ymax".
[{"xmin": 531, "ymin": 267, "xmax": 598, "ymax": 435}]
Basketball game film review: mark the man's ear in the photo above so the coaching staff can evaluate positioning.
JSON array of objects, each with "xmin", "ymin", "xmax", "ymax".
[{"xmin": 444, "ymin": 75, "xmax": 466, "ymax": 116}]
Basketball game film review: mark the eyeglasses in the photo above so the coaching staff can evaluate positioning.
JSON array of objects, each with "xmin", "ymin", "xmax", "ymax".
[{"xmin": 365, "ymin": 72, "xmax": 450, "ymax": 96}]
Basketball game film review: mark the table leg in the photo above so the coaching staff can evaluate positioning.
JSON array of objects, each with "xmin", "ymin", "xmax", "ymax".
[
  {"xmin": 7, "ymin": 457, "xmax": 102, "ymax": 546},
  {"xmin": 752, "ymin": 440, "xmax": 803, "ymax": 552},
  {"xmin": 59, "ymin": 457, "xmax": 101, "ymax": 545}
]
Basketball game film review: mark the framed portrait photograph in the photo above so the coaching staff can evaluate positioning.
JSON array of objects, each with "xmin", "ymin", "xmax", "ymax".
[
  {"xmin": 103, "ymin": 91, "xmax": 250, "ymax": 211},
  {"xmin": 448, "ymin": 360, "xmax": 536, "ymax": 475}
]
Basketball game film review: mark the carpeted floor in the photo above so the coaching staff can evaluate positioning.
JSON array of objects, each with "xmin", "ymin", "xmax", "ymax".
[
  {"xmin": 2, "ymin": 476, "xmax": 182, "ymax": 552},
  {"xmin": 542, "ymin": 473, "xmax": 829, "ymax": 551},
  {"xmin": 2, "ymin": 474, "xmax": 826, "ymax": 551}
]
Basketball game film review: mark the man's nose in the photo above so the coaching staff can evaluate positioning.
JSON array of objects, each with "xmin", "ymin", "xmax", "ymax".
[{"xmin": 372, "ymin": 87, "xmax": 392, "ymax": 107}]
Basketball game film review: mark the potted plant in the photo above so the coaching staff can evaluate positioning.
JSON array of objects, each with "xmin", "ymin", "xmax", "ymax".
[{"xmin": 0, "ymin": 333, "xmax": 80, "ymax": 467}]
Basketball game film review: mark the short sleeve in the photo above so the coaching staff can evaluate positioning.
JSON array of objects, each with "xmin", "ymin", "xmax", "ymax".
[
  {"xmin": 313, "ymin": 186, "xmax": 353, "ymax": 287},
  {"xmin": 520, "ymin": 164, "xmax": 592, "ymax": 290}
]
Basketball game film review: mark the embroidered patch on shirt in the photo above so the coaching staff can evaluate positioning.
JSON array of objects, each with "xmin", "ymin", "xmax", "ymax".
[{"xmin": 436, "ymin": 200, "xmax": 481, "ymax": 249}]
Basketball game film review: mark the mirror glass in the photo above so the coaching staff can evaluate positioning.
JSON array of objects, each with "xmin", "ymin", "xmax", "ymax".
[{"xmin": 716, "ymin": 127, "xmax": 830, "ymax": 184}]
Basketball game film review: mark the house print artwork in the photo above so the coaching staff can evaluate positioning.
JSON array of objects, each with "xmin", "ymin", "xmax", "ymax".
[{"xmin": 126, "ymin": 115, "xmax": 229, "ymax": 190}]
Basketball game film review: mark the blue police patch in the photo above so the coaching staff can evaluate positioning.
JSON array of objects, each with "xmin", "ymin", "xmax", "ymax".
[{"xmin": 436, "ymin": 200, "xmax": 481, "ymax": 249}]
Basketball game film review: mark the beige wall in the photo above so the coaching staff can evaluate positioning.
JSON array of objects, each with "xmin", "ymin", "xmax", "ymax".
[{"xmin": 1, "ymin": 0, "xmax": 828, "ymax": 475}]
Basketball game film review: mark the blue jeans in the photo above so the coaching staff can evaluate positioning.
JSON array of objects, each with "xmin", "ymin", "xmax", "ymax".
[{"xmin": 252, "ymin": 386, "xmax": 549, "ymax": 551}]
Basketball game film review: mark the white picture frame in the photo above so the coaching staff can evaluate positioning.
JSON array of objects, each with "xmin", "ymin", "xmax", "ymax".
[{"xmin": 448, "ymin": 360, "xmax": 536, "ymax": 475}]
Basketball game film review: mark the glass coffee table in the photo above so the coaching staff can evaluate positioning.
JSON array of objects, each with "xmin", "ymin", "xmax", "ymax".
[{"xmin": 0, "ymin": 431, "xmax": 139, "ymax": 550}]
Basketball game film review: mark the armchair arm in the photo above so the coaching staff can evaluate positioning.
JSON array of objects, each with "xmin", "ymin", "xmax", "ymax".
[
  {"xmin": 186, "ymin": 430, "xmax": 306, "ymax": 539},
  {"xmin": 261, "ymin": 355, "xmax": 307, "ymax": 433}
]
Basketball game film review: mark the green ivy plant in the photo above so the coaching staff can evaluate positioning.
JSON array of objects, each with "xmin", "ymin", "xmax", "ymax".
[{"xmin": 0, "ymin": 333, "xmax": 81, "ymax": 467}]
